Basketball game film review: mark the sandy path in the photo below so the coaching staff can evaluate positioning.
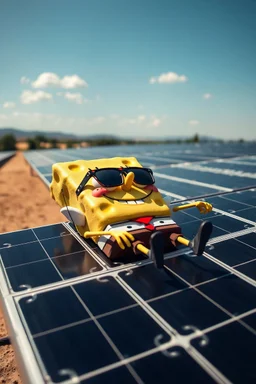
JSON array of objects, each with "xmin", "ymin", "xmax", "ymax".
[{"xmin": 0, "ymin": 152, "xmax": 64, "ymax": 383}]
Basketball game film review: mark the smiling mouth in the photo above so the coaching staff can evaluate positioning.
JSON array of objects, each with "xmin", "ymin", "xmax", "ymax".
[{"xmin": 105, "ymin": 190, "xmax": 152, "ymax": 204}]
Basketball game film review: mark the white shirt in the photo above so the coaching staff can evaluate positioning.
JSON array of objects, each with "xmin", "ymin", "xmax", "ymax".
[{"xmin": 98, "ymin": 216, "xmax": 176, "ymax": 250}]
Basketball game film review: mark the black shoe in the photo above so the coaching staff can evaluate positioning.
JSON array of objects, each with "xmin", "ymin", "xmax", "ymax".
[
  {"xmin": 149, "ymin": 232, "xmax": 164, "ymax": 269},
  {"xmin": 189, "ymin": 221, "xmax": 213, "ymax": 256}
]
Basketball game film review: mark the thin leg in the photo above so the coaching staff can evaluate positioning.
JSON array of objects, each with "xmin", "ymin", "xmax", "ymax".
[
  {"xmin": 135, "ymin": 232, "xmax": 164, "ymax": 269},
  {"xmin": 176, "ymin": 221, "xmax": 213, "ymax": 255},
  {"xmin": 176, "ymin": 236, "xmax": 190, "ymax": 247},
  {"xmin": 136, "ymin": 243, "xmax": 150, "ymax": 256},
  {"xmin": 149, "ymin": 232, "xmax": 164, "ymax": 269}
]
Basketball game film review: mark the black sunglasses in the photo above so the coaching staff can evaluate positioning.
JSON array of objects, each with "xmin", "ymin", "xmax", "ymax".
[{"xmin": 76, "ymin": 167, "xmax": 155, "ymax": 196}]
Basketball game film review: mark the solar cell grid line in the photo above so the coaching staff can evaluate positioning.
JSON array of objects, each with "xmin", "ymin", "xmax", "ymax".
[
  {"xmin": 116, "ymin": 268, "xmax": 256, "ymax": 382},
  {"xmin": 173, "ymin": 162, "xmax": 256, "ymax": 180},
  {"xmin": 68, "ymin": 285, "xmax": 150, "ymax": 384},
  {"xmin": 15, "ymin": 274, "xmax": 174, "ymax": 382},
  {"xmin": 24, "ymin": 146, "xmax": 256, "ymax": 195},
  {"xmin": 180, "ymin": 306, "xmax": 256, "ymax": 383},
  {"xmin": 206, "ymin": 192, "xmax": 256, "ymax": 210},
  {"xmin": 159, "ymin": 188, "xmax": 256, "ymax": 229},
  {"xmin": 131, "ymin": 153, "xmax": 183, "ymax": 162},
  {"xmin": 158, "ymin": 185, "xmax": 256, "ymax": 204},
  {"xmin": 207, "ymin": 227, "xmax": 256, "ymax": 247},
  {"xmin": 189, "ymin": 318, "xmax": 256, "ymax": 383},
  {"xmin": 202, "ymin": 252, "xmax": 256, "ymax": 289},
  {"xmin": 118, "ymin": 255, "xmax": 256, "ymax": 327},
  {"xmin": 234, "ymin": 258, "xmax": 256, "ymax": 281},
  {"xmin": 3, "ymin": 144, "xmax": 256, "ymax": 383},
  {"xmin": 233, "ymin": 156, "xmax": 256, "ymax": 163},
  {"xmin": 14, "ymin": 262, "xmax": 232, "ymax": 382},
  {"xmin": 154, "ymin": 172, "xmax": 232, "ymax": 192},
  {"xmin": 155, "ymin": 167, "xmax": 256, "ymax": 190},
  {"xmin": 1, "ymin": 222, "xmax": 255, "ymax": 380},
  {"xmin": 19, "ymin": 175, "xmax": 254, "ymax": 282},
  {"xmin": 0, "ymin": 295, "xmax": 46, "ymax": 384},
  {"xmin": 0, "ymin": 223, "xmax": 107, "ymax": 294},
  {"xmin": 204, "ymin": 160, "xmax": 256, "ymax": 171},
  {"xmin": 63, "ymin": 204, "xmax": 255, "ymax": 275}
]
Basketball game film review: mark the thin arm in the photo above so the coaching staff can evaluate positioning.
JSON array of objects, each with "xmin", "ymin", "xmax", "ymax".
[
  {"xmin": 83, "ymin": 231, "xmax": 114, "ymax": 238},
  {"xmin": 172, "ymin": 202, "xmax": 200, "ymax": 212},
  {"xmin": 172, "ymin": 201, "xmax": 212, "ymax": 214}
]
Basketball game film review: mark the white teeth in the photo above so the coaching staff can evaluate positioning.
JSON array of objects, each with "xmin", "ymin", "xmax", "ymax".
[{"xmin": 118, "ymin": 200, "xmax": 144, "ymax": 204}]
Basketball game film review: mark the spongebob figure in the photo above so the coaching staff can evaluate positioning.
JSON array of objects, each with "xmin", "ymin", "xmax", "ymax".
[{"xmin": 50, "ymin": 157, "xmax": 213, "ymax": 266}]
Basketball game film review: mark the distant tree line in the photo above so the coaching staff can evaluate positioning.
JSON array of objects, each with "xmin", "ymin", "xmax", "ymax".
[
  {"xmin": 27, "ymin": 135, "xmax": 58, "ymax": 149},
  {"xmin": 0, "ymin": 132, "xmax": 251, "ymax": 151},
  {"xmin": 0, "ymin": 134, "xmax": 16, "ymax": 151}
]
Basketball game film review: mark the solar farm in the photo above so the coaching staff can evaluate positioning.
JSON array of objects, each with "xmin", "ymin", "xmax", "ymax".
[{"xmin": 0, "ymin": 142, "xmax": 256, "ymax": 384}]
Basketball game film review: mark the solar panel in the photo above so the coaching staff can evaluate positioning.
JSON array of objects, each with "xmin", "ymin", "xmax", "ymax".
[
  {"xmin": 0, "ymin": 151, "xmax": 15, "ymax": 165},
  {"xmin": 23, "ymin": 145, "xmax": 256, "ymax": 197},
  {"xmin": 1, "ymin": 143, "xmax": 255, "ymax": 383}
]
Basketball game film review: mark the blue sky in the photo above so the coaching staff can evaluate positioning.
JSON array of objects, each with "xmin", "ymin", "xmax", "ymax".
[{"xmin": 0, "ymin": 0, "xmax": 255, "ymax": 139}]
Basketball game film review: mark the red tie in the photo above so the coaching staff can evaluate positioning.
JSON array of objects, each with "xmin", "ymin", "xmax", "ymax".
[{"xmin": 135, "ymin": 216, "xmax": 154, "ymax": 231}]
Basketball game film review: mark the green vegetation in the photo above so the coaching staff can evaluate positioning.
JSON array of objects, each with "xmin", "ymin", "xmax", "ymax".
[
  {"xmin": 27, "ymin": 138, "xmax": 37, "ymax": 150},
  {"xmin": 0, "ymin": 134, "xmax": 16, "ymax": 151},
  {"xmin": 0, "ymin": 131, "xmax": 252, "ymax": 152},
  {"xmin": 27, "ymin": 135, "xmax": 49, "ymax": 150},
  {"xmin": 87, "ymin": 138, "xmax": 133, "ymax": 146}
]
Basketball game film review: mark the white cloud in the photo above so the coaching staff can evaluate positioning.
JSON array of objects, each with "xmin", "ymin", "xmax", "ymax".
[
  {"xmin": 118, "ymin": 115, "xmax": 147, "ymax": 127},
  {"xmin": 151, "ymin": 118, "xmax": 161, "ymax": 127},
  {"xmin": 32, "ymin": 72, "xmax": 88, "ymax": 89},
  {"xmin": 63, "ymin": 92, "xmax": 87, "ymax": 104},
  {"xmin": 3, "ymin": 102, "xmax": 16, "ymax": 109},
  {"xmin": 90, "ymin": 117, "xmax": 106, "ymax": 125},
  {"xmin": 149, "ymin": 72, "xmax": 188, "ymax": 84},
  {"xmin": 189, "ymin": 120, "xmax": 200, "ymax": 125},
  {"xmin": 117, "ymin": 114, "xmax": 163, "ymax": 129},
  {"xmin": 32, "ymin": 73, "xmax": 60, "ymax": 88},
  {"xmin": 0, "ymin": 112, "xmax": 254, "ymax": 140},
  {"xmin": 20, "ymin": 90, "xmax": 53, "ymax": 104},
  {"xmin": 203, "ymin": 93, "xmax": 212, "ymax": 99},
  {"xmin": 61, "ymin": 75, "xmax": 88, "ymax": 89},
  {"xmin": 20, "ymin": 76, "xmax": 30, "ymax": 84},
  {"xmin": 2, "ymin": 113, "xmax": 107, "ymax": 131}
]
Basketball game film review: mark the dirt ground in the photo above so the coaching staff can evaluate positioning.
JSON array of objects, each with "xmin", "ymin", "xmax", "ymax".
[{"xmin": 0, "ymin": 152, "xmax": 64, "ymax": 383}]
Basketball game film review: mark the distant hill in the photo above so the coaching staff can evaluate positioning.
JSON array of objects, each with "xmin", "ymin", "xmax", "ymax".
[
  {"xmin": 0, "ymin": 127, "xmax": 223, "ymax": 142},
  {"xmin": 0, "ymin": 128, "xmax": 118, "ymax": 141}
]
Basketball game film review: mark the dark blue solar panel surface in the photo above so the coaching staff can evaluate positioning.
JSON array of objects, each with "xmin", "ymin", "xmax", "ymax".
[
  {"xmin": 0, "ymin": 224, "xmax": 103, "ymax": 291},
  {"xmin": 0, "ymin": 151, "xmax": 15, "ymax": 163},
  {"xmin": 191, "ymin": 322, "xmax": 256, "ymax": 384},
  {"xmin": 2, "ymin": 210, "xmax": 253, "ymax": 384},
  {"xmin": 156, "ymin": 166, "xmax": 255, "ymax": 189},
  {"xmin": 0, "ymin": 143, "xmax": 255, "ymax": 384},
  {"xmin": 200, "ymin": 161, "xmax": 256, "ymax": 172}
]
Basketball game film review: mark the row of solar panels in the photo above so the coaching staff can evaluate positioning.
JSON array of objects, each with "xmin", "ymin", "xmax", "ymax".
[
  {"xmin": 0, "ymin": 192, "xmax": 255, "ymax": 383},
  {"xmin": 0, "ymin": 144, "xmax": 255, "ymax": 383},
  {"xmin": 0, "ymin": 151, "xmax": 15, "ymax": 165},
  {"xmin": 23, "ymin": 145, "xmax": 256, "ymax": 202}
]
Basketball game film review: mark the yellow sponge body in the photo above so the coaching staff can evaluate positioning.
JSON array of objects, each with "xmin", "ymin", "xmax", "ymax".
[{"xmin": 50, "ymin": 156, "xmax": 171, "ymax": 236}]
